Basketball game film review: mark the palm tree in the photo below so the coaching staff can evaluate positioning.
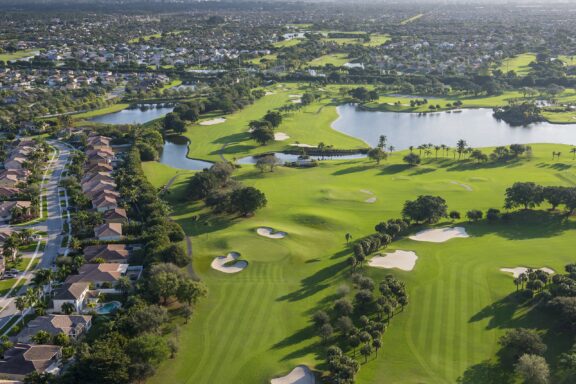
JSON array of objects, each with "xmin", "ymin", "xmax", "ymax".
[
  {"xmin": 388, "ymin": 145, "xmax": 395, "ymax": 156},
  {"xmin": 456, "ymin": 139, "xmax": 467, "ymax": 159},
  {"xmin": 513, "ymin": 277, "xmax": 521, "ymax": 291},
  {"xmin": 345, "ymin": 233, "xmax": 352, "ymax": 245},
  {"xmin": 61, "ymin": 302, "xmax": 75, "ymax": 315},
  {"xmin": 409, "ymin": 145, "xmax": 414, "ymax": 153},
  {"xmin": 372, "ymin": 338, "xmax": 382, "ymax": 357},
  {"xmin": 571, "ymin": 147, "xmax": 576, "ymax": 160},
  {"xmin": 32, "ymin": 269, "xmax": 53, "ymax": 296},
  {"xmin": 434, "ymin": 145, "xmax": 441, "ymax": 159},
  {"xmin": 378, "ymin": 135, "xmax": 387, "ymax": 150},
  {"xmin": 15, "ymin": 296, "xmax": 27, "ymax": 314}
]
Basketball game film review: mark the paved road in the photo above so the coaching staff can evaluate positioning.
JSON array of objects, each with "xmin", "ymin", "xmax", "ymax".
[{"xmin": 0, "ymin": 140, "xmax": 71, "ymax": 332}]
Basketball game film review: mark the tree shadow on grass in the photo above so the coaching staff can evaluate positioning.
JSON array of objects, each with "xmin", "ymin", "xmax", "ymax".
[
  {"xmin": 212, "ymin": 132, "xmax": 250, "ymax": 145},
  {"xmin": 409, "ymin": 167, "xmax": 436, "ymax": 176},
  {"xmin": 469, "ymin": 292, "xmax": 545, "ymax": 330},
  {"xmin": 379, "ymin": 164, "xmax": 412, "ymax": 175},
  {"xmin": 211, "ymin": 144, "xmax": 257, "ymax": 156},
  {"xmin": 465, "ymin": 211, "xmax": 576, "ymax": 240},
  {"xmin": 277, "ymin": 260, "xmax": 347, "ymax": 302},
  {"xmin": 331, "ymin": 164, "xmax": 376, "ymax": 176},
  {"xmin": 457, "ymin": 360, "xmax": 512, "ymax": 384},
  {"xmin": 535, "ymin": 162, "xmax": 572, "ymax": 171},
  {"xmin": 270, "ymin": 326, "xmax": 324, "ymax": 362}
]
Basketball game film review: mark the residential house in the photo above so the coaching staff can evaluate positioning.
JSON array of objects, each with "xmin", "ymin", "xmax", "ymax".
[
  {"xmin": 0, "ymin": 186, "xmax": 20, "ymax": 199},
  {"xmin": 17, "ymin": 315, "xmax": 92, "ymax": 344},
  {"xmin": 83, "ymin": 244, "xmax": 129, "ymax": 263},
  {"xmin": 94, "ymin": 223, "xmax": 122, "ymax": 241},
  {"xmin": 65, "ymin": 263, "xmax": 128, "ymax": 288},
  {"xmin": 0, "ymin": 344, "xmax": 62, "ymax": 380},
  {"xmin": 52, "ymin": 282, "xmax": 90, "ymax": 313},
  {"xmin": 103, "ymin": 208, "xmax": 128, "ymax": 224},
  {"xmin": 0, "ymin": 201, "xmax": 31, "ymax": 222},
  {"xmin": 92, "ymin": 193, "xmax": 118, "ymax": 213}
]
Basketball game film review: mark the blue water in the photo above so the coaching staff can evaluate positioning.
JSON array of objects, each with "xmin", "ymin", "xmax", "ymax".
[{"xmin": 89, "ymin": 104, "xmax": 174, "ymax": 125}]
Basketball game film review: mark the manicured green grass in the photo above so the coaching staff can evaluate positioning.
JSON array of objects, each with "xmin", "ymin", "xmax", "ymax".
[
  {"xmin": 365, "ymin": 89, "xmax": 576, "ymax": 114},
  {"xmin": 498, "ymin": 53, "xmax": 537, "ymax": 76},
  {"xmin": 71, "ymin": 103, "xmax": 130, "ymax": 120},
  {"xmin": 558, "ymin": 55, "xmax": 576, "ymax": 66},
  {"xmin": 128, "ymin": 33, "xmax": 162, "ymax": 43},
  {"xmin": 148, "ymin": 143, "xmax": 576, "ymax": 384},
  {"xmin": 400, "ymin": 14, "xmax": 424, "ymax": 25},
  {"xmin": 247, "ymin": 53, "xmax": 278, "ymax": 65},
  {"xmin": 273, "ymin": 39, "xmax": 303, "ymax": 48},
  {"xmin": 306, "ymin": 53, "xmax": 350, "ymax": 67},
  {"xmin": 0, "ymin": 49, "xmax": 37, "ymax": 63},
  {"xmin": 161, "ymin": 79, "xmax": 182, "ymax": 91},
  {"xmin": 322, "ymin": 34, "xmax": 390, "ymax": 47},
  {"xmin": 141, "ymin": 161, "xmax": 194, "ymax": 187},
  {"xmin": 182, "ymin": 84, "xmax": 366, "ymax": 162}
]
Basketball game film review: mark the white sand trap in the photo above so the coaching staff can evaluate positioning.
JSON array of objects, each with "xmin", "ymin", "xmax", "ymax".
[
  {"xmin": 275, "ymin": 132, "xmax": 290, "ymax": 141},
  {"xmin": 291, "ymin": 99, "xmax": 302, "ymax": 104},
  {"xmin": 290, "ymin": 143, "xmax": 316, "ymax": 148},
  {"xmin": 199, "ymin": 118, "xmax": 226, "ymax": 126},
  {"xmin": 500, "ymin": 267, "xmax": 555, "ymax": 278},
  {"xmin": 288, "ymin": 94, "xmax": 302, "ymax": 98},
  {"xmin": 265, "ymin": 92, "xmax": 275, "ymax": 96},
  {"xmin": 360, "ymin": 189, "xmax": 376, "ymax": 203},
  {"xmin": 257, "ymin": 227, "xmax": 287, "ymax": 239},
  {"xmin": 211, "ymin": 252, "xmax": 247, "ymax": 273},
  {"xmin": 409, "ymin": 227, "xmax": 469, "ymax": 243},
  {"xmin": 368, "ymin": 250, "xmax": 418, "ymax": 271},
  {"xmin": 271, "ymin": 366, "xmax": 315, "ymax": 384},
  {"xmin": 450, "ymin": 181, "xmax": 473, "ymax": 191}
]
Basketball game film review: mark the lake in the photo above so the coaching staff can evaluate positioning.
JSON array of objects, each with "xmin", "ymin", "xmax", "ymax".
[
  {"xmin": 160, "ymin": 136, "xmax": 213, "ymax": 170},
  {"xmin": 159, "ymin": 105, "xmax": 576, "ymax": 170},
  {"xmin": 89, "ymin": 104, "xmax": 174, "ymax": 125},
  {"xmin": 331, "ymin": 104, "xmax": 576, "ymax": 149}
]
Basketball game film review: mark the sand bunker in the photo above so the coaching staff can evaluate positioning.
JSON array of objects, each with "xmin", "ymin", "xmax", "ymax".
[
  {"xmin": 265, "ymin": 92, "xmax": 275, "ymax": 96},
  {"xmin": 257, "ymin": 227, "xmax": 287, "ymax": 239},
  {"xmin": 290, "ymin": 143, "xmax": 316, "ymax": 148},
  {"xmin": 360, "ymin": 189, "xmax": 377, "ymax": 203},
  {"xmin": 275, "ymin": 132, "xmax": 290, "ymax": 141},
  {"xmin": 409, "ymin": 227, "xmax": 469, "ymax": 243},
  {"xmin": 368, "ymin": 250, "xmax": 418, "ymax": 271},
  {"xmin": 288, "ymin": 94, "xmax": 302, "ymax": 98},
  {"xmin": 271, "ymin": 366, "xmax": 315, "ymax": 384},
  {"xmin": 450, "ymin": 181, "xmax": 473, "ymax": 191},
  {"xmin": 211, "ymin": 252, "xmax": 247, "ymax": 273},
  {"xmin": 199, "ymin": 118, "xmax": 226, "ymax": 126},
  {"xmin": 500, "ymin": 267, "xmax": 555, "ymax": 278},
  {"xmin": 291, "ymin": 99, "xmax": 302, "ymax": 104}
]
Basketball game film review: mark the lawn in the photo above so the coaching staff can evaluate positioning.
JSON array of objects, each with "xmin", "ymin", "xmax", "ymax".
[
  {"xmin": 498, "ymin": 53, "xmax": 537, "ymax": 76},
  {"xmin": 182, "ymin": 83, "xmax": 366, "ymax": 162},
  {"xmin": 322, "ymin": 34, "xmax": 390, "ymax": 47},
  {"xmin": 306, "ymin": 53, "xmax": 350, "ymax": 67},
  {"xmin": 400, "ymin": 14, "xmax": 424, "ymax": 25},
  {"xmin": 147, "ymin": 143, "xmax": 576, "ymax": 384},
  {"xmin": 247, "ymin": 53, "xmax": 278, "ymax": 65},
  {"xmin": 558, "ymin": 55, "xmax": 576, "ymax": 66},
  {"xmin": 71, "ymin": 103, "xmax": 130, "ymax": 120},
  {"xmin": 365, "ymin": 89, "xmax": 576, "ymax": 114},
  {"xmin": 273, "ymin": 39, "xmax": 303, "ymax": 48},
  {"xmin": 0, "ymin": 49, "xmax": 37, "ymax": 63}
]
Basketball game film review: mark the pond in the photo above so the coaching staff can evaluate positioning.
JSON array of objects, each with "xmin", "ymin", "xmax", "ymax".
[
  {"xmin": 160, "ymin": 135, "xmax": 213, "ymax": 170},
  {"xmin": 89, "ymin": 104, "xmax": 174, "ymax": 125},
  {"xmin": 331, "ymin": 104, "xmax": 576, "ymax": 149}
]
